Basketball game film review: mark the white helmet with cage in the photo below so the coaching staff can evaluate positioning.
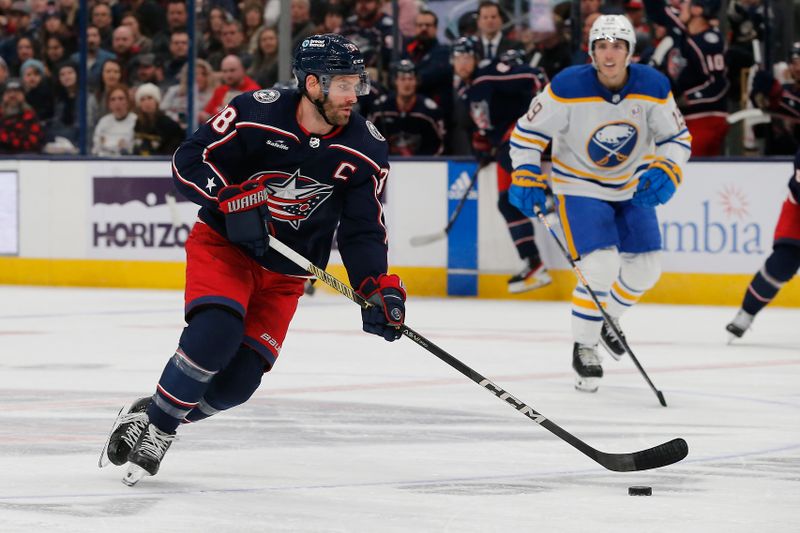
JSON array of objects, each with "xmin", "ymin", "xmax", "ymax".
[{"xmin": 589, "ymin": 15, "xmax": 636, "ymax": 68}]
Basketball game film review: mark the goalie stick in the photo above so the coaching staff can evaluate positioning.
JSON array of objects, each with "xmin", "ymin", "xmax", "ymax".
[
  {"xmin": 534, "ymin": 209, "xmax": 668, "ymax": 407},
  {"xmin": 409, "ymin": 165, "xmax": 482, "ymax": 247},
  {"xmin": 269, "ymin": 236, "xmax": 688, "ymax": 472}
]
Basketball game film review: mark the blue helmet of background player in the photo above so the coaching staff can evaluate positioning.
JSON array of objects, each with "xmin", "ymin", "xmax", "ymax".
[
  {"xmin": 391, "ymin": 59, "xmax": 416, "ymax": 79},
  {"xmin": 451, "ymin": 37, "xmax": 480, "ymax": 80},
  {"xmin": 690, "ymin": 0, "xmax": 721, "ymax": 19},
  {"xmin": 451, "ymin": 36, "xmax": 480, "ymax": 59},
  {"xmin": 498, "ymin": 48, "xmax": 525, "ymax": 67},
  {"xmin": 293, "ymin": 34, "xmax": 370, "ymax": 97}
]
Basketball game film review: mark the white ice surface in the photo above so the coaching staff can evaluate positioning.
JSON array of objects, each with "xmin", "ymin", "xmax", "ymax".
[{"xmin": 0, "ymin": 285, "xmax": 798, "ymax": 532}]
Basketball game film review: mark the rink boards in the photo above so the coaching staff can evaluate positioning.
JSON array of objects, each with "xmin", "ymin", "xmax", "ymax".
[{"xmin": 0, "ymin": 157, "xmax": 797, "ymax": 306}]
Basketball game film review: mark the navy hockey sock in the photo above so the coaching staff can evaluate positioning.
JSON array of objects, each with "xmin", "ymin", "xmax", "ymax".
[
  {"xmin": 147, "ymin": 306, "xmax": 245, "ymax": 433},
  {"xmin": 183, "ymin": 346, "xmax": 267, "ymax": 423},
  {"xmin": 742, "ymin": 245, "xmax": 800, "ymax": 316},
  {"xmin": 498, "ymin": 191, "xmax": 539, "ymax": 261}
]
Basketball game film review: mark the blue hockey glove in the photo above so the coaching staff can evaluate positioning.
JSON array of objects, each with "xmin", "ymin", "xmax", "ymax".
[
  {"xmin": 509, "ymin": 164, "xmax": 548, "ymax": 217},
  {"xmin": 357, "ymin": 274, "xmax": 406, "ymax": 342},
  {"xmin": 218, "ymin": 179, "xmax": 272, "ymax": 257},
  {"xmin": 631, "ymin": 161, "xmax": 681, "ymax": 208}
]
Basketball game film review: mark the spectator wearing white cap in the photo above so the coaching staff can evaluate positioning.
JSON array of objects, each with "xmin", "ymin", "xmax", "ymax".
[{"xmin": 132, "ymin": 82, "xmax": 184, "ymax": 155}]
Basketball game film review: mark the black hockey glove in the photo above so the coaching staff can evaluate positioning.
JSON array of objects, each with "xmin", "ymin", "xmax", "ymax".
[
  {"xmin": 357, "ymin": 274, "xmax": 406, "ymax": 342},
  {"xmin": 218, "ymin": 179, "xmax": 272, "ymax": 257},
  {"xmin": 789, "ymin": 172, "xmax": 800, "ymax": 204}
]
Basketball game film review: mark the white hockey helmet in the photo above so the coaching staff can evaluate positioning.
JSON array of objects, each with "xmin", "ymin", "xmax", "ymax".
[{"xmin": 589, "ymin": 15, "xmax": 636, "ymax": 68}]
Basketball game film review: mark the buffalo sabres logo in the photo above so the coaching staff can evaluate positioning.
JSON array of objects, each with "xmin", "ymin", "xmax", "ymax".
[
  {"xmin": 253, "ymin": 89, "xmax": 280, "ymax": 104},
  {"xmin": 253, "ymin": 170, "xmax": 334, "ymax": 229},
  {"xmin": 587, "ymin": 122, "xmax": 638, "ymax": 167}
]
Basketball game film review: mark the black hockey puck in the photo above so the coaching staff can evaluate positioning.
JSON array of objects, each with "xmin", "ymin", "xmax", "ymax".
[{"xmin": 628, "ymin": 486, "xmax": 652, "ymax": 496}]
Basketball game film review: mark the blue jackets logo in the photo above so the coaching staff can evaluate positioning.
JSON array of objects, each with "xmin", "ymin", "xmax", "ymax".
[
  {"xmin": 588, "ymin": 122, "xmax": 638, "ymax": 167},
  {"xmin": 254, "ymin": 170, "xmax": 333, "ymax": 229}
]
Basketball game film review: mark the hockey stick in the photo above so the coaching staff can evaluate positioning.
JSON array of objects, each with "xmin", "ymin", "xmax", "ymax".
[
  {"xmin": 726, "ymin": 108, "xmax": 800, "ymax": 125},
  {"xmin": 409, "ymin": 165, "xmax": 482, "ymax": 247},
  {"xmin": 534, "ymin": 208, "xmax": 668, "ymax": 407},
  {"xmin": 269, "ymin": 236, "xmax": 688, "ymax": 471}
]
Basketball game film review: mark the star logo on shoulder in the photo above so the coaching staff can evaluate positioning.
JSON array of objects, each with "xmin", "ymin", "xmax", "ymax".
[{"xmin": 205, "ymin": 177, "xmax": 216, "ymax": 193}]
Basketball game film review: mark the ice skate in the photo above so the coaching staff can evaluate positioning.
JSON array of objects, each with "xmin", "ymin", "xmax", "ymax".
[
  {"xmin": 599, "ymin": 317, "xmax": 626, "ymax": 361},
  {"xmin": 508, "ymin": 258, "xmax": 552, "ymax": 293},
  {"xmin": 573, "ymin": 343, "xmax": 603, "ymax": 393},
  {"xmin": 122, "ymin": 423, "xmax": 175, "ymax": 486},
  {"xmin": 99, "ymin": 397, "xmax": 151, "ymax": 468},
  {"xmin": 726, "ymin": 309, "xmax": 754, "ymax": 342}
]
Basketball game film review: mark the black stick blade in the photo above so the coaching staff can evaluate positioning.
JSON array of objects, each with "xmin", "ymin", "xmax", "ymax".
[
  {"xmin": 657, "ymin": 391, "xmax": 668, "ymax": 407},
  {"xmin": 599, "ymin": 438, "xmax": 689, "ymax": 472}
]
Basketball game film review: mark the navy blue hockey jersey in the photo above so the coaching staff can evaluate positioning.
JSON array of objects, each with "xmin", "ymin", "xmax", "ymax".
[
  {"xmin": 368, "ymin": 94, "xmax": 444, "ymax": 156},
  {"xmin": 460, "ymin": 61, "xmax": 547, "ymax": 145},
  {"xmin": 172, "ymin": 88, "xmax": 391, "ymax": 289},
  {"xmin": 644, "ymin": 0, "xmax": 729, "ymax": 119}
]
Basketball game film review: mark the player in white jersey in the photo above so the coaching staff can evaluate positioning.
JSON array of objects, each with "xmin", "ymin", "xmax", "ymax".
[{"xmin": 509, "ymin": 15, "xmax": 691, "ymax": 393}]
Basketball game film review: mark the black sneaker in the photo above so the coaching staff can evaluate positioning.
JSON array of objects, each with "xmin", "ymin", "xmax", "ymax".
[
  {"xmin": 599, "ymin": 318, "xmax": 626, "ymax": 361},
  {"xmin": 572, "ymin": 343, "xmax": 603, "ymax": 393},
  {"xmin": 101, "ymin": 397, "xmax": 151, "ymax": 467},
  {"xmin": 123, "ymin": 423, "xmax": 176, "ymax": 486}
]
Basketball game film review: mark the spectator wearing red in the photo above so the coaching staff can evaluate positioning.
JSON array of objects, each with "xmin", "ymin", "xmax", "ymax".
[
  {"xmin": 0, "ymin": 78, "xmax": 43, "ymax": 154},
  {"xmin": 202, "ymin": 54, "xmax": 259, "ymax": 121},
  {"xmin": 111, "ymin": 25, "xmax": 140, "ymax": 80}
]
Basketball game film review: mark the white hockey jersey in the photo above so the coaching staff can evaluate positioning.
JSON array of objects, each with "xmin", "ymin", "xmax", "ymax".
[{"xmin": 510, "ymin": 63, "xmax": 692, "ymax": 202}]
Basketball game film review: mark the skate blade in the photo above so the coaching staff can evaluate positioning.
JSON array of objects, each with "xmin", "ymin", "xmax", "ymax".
[
  {"xmin": 122, "ymin": 464, "xmax": 148, "ymax": 487},
  {"xmin": 508, "ymin": 274, "xmax": 552, "ymax": 294},
  {"xmin": 574, "ymin": 376, "xmax": 600, "ymax": 393},
  {"xmin": 98, "ymin": 404, "xmax": 128, "ymax": 468},
  {"xmin": 599, "ymin": 339, "xmax": 624, "ymax": 361}
]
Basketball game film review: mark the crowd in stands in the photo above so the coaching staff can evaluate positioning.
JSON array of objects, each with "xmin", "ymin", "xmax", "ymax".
[{"xmin": 0, "ymin": 0, "xmax": 795, "ymax": 156}]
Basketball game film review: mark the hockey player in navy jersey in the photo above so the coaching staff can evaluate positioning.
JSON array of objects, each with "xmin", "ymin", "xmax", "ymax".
[
  {"xmin": 726, "ymin": 148, "xmax": 800, "ymax": 339},
  {"xmin": 748, "ymin": 42, "xmax": 800, "ymax": 155},
  {"xmin": 644, "ymin": 0, "xmax": 729, "ymax": 156},
  {"xmin": 510, "ymin": 15, "xmax": 691, "ymax": 392},
  {"xmin": 368, "ymin": 60, "xmax": 445, "ymax": 156},
  {"xmin": 100, "ymin": 34, "xmax": 407, "ymax": 485},
  {"xmin": 453, "ymin": 38, "xmax": 552, "ymax": 293}
]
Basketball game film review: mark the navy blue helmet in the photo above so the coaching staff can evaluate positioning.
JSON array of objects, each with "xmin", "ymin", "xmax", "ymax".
[
  {"xmin": 293, "ymin": 34, "xmax": 370, "ymax": 96},
  {"xmin": 451, "ymin": 36, "xmax": 480, "ymax": 58},
  {"xmin": 498, "ymin": 48, "xmax": 525, "ymax": 67},
  {"xmin": 391, "ymin": 59, "xmax": 416, "ymax": 77}
]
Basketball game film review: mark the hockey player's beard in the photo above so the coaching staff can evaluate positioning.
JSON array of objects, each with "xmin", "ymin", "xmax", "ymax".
[{"xmin": 311, "ymin": 95, "xmax": 352, "ymax": 127}]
